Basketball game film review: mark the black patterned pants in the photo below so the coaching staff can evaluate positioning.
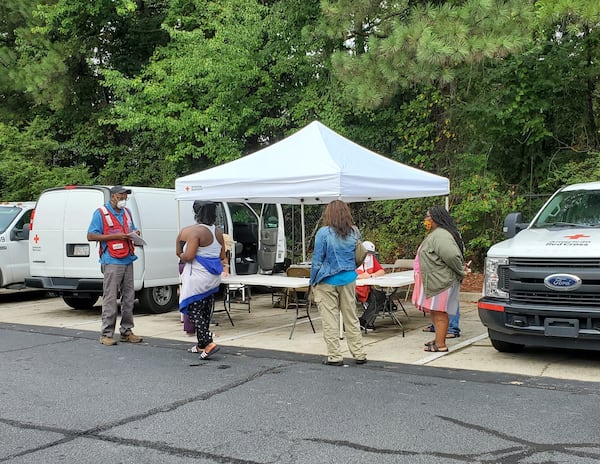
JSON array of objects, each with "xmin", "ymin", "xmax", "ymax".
[{"xmin": 186, "ymin": 296, "xmax": 214, "ymax": 348}]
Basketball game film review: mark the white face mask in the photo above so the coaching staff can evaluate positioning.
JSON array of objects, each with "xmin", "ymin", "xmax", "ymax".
[{"xmin": 117, "ymin": 200, "xmax": 127, "ymax": 209}]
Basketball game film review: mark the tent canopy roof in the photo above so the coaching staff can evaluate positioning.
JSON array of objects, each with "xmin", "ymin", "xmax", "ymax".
[{"xmin": 175, "ymin": 121, "xmax": 449, "ymax": 204}]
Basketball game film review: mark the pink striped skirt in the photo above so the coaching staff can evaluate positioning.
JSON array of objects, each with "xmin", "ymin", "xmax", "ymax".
[{"xmin": 412, "ymin": 270, "xmax": 460, "ymax": 316}]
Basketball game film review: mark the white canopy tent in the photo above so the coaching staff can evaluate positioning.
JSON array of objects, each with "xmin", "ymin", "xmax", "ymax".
[{"xmin": 175, "ymin": 121, "xmax": 449, "ymax": 259}]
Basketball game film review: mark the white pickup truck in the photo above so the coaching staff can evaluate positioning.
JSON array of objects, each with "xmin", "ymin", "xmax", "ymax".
[
  {"xmin": 479, "ymin": 182, "xmax": 600, "ymax": 352},
  {"xmin": 0, "ymin": 202, "xmax": 36, "ymax": 288}
]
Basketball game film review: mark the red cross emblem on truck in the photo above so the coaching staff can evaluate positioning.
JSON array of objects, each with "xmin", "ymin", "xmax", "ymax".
[
  {"xmin": 33, "ymin": 234, "xmax": 40, "ymax": 244},
  {"xmin": 564, "ymin": 234, "xmax": 590, "ymax": 239}
]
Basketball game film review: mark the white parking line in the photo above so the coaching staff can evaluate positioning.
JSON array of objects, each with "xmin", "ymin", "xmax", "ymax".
[{"xmin": 414, "ymin": 333, "xmax": 489, "ymax": 365}]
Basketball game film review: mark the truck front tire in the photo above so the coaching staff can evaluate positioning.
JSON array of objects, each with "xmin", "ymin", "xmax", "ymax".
[
  {"xmin": 63, "ymin": 295, "xmax": 99, "ymax": 310},
  {"xmin": 138, "ymin": 285, "xmax": 178, "ymax": 314},
  {"xmin": 489, "ymin": 332, "xmax": 525, "ymax": 353}
]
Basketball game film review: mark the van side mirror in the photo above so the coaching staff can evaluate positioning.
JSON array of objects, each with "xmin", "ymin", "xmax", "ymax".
[
  {"xmin": 503, "ymin": 212, "xmax": 528, "ymax": 238},
  {"xmin": 10, "ymin": 225, "xmax": 30, "ymax": 241}
]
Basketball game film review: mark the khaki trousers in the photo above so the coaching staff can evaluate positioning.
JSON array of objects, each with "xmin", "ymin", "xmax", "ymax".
[
  {"xmin": 100, "ymin": 263, "xmax": 135, "ymax": 337},
  {"xmin": 313, "ymin": 281, "xmax": 366, "ymax": 362}
]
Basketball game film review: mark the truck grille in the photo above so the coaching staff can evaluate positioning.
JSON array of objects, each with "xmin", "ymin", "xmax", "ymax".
[
  {"xmin": 510, "ymin": 258, "xmax": 600, "ymax": 268},
  {"xmin": 511, "ymin": 291, "xmax": 600, "ymax": 305},
  {"xmin": 505, "ymin": 258, "xmax": 600, "ymax": 307}
]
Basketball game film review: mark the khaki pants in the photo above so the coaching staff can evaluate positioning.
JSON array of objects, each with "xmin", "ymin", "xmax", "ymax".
[
  {"xmin": 313, "ymin": 282, "xmax": 366, "ymax": 362},
  {"xmin": 100, "ymin": 263, "xmax": 135, "ymax": 337}
]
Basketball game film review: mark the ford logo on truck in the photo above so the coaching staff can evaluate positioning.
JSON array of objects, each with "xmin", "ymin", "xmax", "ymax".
[{"xmin": 543, "ymin": 274, "xmax": 582, "ymax": 291}]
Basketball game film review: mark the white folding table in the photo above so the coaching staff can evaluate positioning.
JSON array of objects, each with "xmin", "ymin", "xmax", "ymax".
[
  {"xmin": 221, "ymin": 270, "xmax": 414, "ymax": 338},
  {"xmin": 221, "ymin": 274, "xmax": 315, "ymax": 338}
]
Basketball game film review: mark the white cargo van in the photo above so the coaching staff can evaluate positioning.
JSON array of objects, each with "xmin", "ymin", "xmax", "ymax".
[
  {"xmin": 25, "ymin": 186, "xmax": 285, "ymax": 312},
  {"xmin": 479, "ymin": 181, "xmax": 600, "ymax": 352},
  {"xmin": 0, "ymin": 202, "xmax": 36, "ymax": 288}
]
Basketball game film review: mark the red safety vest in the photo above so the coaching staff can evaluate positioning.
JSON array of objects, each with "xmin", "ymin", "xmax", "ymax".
[{"xmin": 98, "ymin": 206, "xmax": 135, "ymax": 259}]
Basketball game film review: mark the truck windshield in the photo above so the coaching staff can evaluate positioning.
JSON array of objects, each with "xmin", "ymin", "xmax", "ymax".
[
  {"xmin": 0, "ymin": 207, "xmax": 22, "ymax": 234},
  {"xmin": 533, "ymin": 190, "xmax": 600, "ymax": 227}
]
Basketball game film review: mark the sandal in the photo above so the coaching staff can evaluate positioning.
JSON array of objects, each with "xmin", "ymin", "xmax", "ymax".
[
  {"xmin": 425, "ymin": 334, "xmax": 459, "ymax": 342},
  {"xmin": 187, "ymin": 345, "xmax": 201, "ymax": 353},
  {"xmin": 422, "ymin": 325, "xmax": 435, "ymax": 333},
  {"xmin": 424, "ymin": 342, "xmax": 448, "ymax": 352},
  {"xmin": 199, "ymin": 342, "xmax": 220, "ymax": 359},
  {"xmin": 424, "ymin": 340, "xmax": 436, "ymax": 347}
]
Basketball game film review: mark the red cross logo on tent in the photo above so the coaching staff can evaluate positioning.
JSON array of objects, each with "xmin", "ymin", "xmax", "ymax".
[{"xmin": 564, "ymin": 234, "xmax": 590, "ymax": 239}]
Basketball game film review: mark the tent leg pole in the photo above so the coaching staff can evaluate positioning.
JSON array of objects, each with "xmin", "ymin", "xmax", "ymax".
[{"xmin": 301, "ymin": 203, "xmax": 306, "ymax": 263}]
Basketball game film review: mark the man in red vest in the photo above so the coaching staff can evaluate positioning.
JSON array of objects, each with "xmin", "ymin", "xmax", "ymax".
[{"xmin": 88, "ymin": 186, "xmax": 143, "ymax": 346}]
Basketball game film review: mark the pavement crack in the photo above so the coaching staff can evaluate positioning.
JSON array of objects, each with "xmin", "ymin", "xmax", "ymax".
[
  {"xmin": 437, "ymin": 415, "xmax": 600, "ymax": 462},
  {"xmin": 306, "ymin": 416, "xmax": 600, "ymax": 463},
  {"xmin": 305, "ymin": 438, "xmax": 419, "ymax": 456},
  {"xmin": 0, "ymin": 365, "xmax": 283, "ymax": 463},
  {"xmin": 305, "ymin": 438, "xmax": 498, "ymax": 462},
  {"xmin": 438, "ymin": 415, "xmax": 537, "ymax": 446},
  {"xmin": 89, "ymin": 365, "xmax": 285, "ymax": 434},
  {"xmin": 0, "ymin": 337, "xmax": 74, "ymax": 354},
  {"xmin": 92, "ymin": 434, "xmax": 263, "ymax": 464}
]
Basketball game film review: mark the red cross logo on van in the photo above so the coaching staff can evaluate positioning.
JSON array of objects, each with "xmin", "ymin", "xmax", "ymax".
[
  {"xmin": 33, "ymin": 234, "xmax": 40, "ymax": 244},
  {"xmin": 565, "ymin": 234, "xmax": 590, "ymax": 239}
]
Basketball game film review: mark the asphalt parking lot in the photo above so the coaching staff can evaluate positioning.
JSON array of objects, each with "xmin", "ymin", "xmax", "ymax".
[{"xmin": 2, "ymin": 301, "xmax": 600, "ymax": 463}]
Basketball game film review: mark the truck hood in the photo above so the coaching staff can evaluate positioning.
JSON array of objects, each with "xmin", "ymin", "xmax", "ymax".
[{"xmin": 488, "ymin": 227, "xmax": 600, "ymax": 258}]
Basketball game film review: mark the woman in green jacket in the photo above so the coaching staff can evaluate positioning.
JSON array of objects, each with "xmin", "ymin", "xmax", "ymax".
[{"xmin": 412, "ymin": 205, "xmax": 465, "ymax": 352}]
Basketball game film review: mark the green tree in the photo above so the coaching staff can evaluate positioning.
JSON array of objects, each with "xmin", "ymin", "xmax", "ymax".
[
  {"xmin": 447, "ymin": 1, "xmax": 600, "ymax": 198},
  {"xmin": 0, "ymin": 122, "xmax": 93, "ymax": 200},
  {"xmin": 0, "ymin": 0, "xmax": 170, "ymax": 193},
  {"xmin": 103, "ymin": 0, "xmax": 347, "ymax": 179},
  {"xmin": 322, "ymin": 0, "xmax": 534, "ymax": 107}
]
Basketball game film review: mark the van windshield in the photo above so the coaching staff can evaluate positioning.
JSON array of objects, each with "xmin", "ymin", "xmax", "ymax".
[
  {"xmin": 0, "ymin": 207, "xmax": 21, "ymax": 234},
  {"xmin": 533, "ymin": 190, "xmax": 600, "ymax": 227}
]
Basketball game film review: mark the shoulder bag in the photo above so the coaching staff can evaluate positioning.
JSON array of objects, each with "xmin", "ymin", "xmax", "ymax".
[{"xmin": 353, "ymin": 226, "xmax": 368, "ymax": 266}]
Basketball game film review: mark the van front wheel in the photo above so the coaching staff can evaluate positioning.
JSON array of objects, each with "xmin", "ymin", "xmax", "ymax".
[
  {"xmin": 138, "ymin": 286, "xmax": 178, "ymax": 314},
  {"xmin": 63, "ymin": 295, "xmax": 99, "ymax": 310}
]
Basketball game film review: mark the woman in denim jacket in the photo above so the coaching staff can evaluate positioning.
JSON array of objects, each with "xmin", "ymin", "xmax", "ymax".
[{"xmin": 310, "ymin": 200, "xmax": 367, "ymax": 366}]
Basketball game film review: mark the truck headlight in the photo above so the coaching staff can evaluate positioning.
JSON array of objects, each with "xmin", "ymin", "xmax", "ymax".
[{"xmin": 484, "ymin": 257, "xmax": 509, "ymax": 299}]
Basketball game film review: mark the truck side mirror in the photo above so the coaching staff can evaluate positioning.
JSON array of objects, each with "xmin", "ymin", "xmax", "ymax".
[{"xmin": 503, "ymin": 212, "xmax": 527, "ymax": 238}]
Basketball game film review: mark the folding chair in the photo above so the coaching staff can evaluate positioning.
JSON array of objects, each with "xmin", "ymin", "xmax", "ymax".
[
  {"xmin": 213, "ymin": 240, "xmax": 247, "ymax": 327},
  {"xmin": 212, "ymin": 285, "xmax": 234, "ymax": 326},
  {"xmin": 361, "ymin": 286, "xmax": 406, "ymax": 337},
  {"xmin": 285, "ymin": 267, "xmax": 315, "ymax": 339},
  {"xmin": 224, "ymin": 282, "xmax": 251, "ymax": 311}
]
